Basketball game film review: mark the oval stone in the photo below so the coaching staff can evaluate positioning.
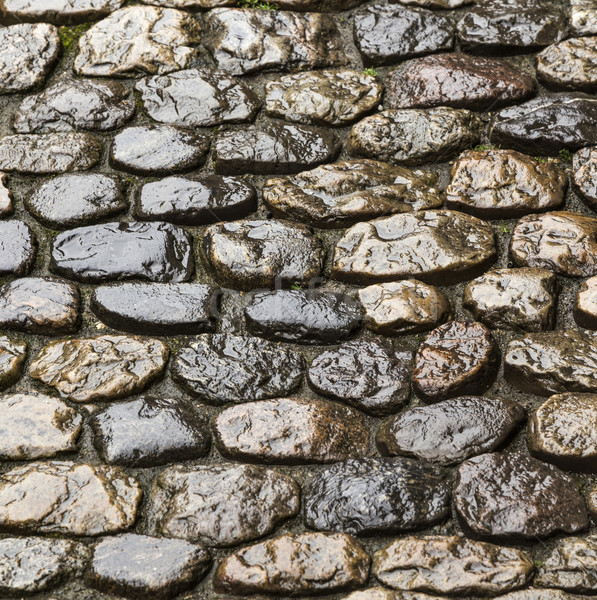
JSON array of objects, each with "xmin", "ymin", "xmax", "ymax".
[
  {"xmin": 572, "ymin": 146, "xmax": 597, "ymax": 211},
  {"xmin": 0, "ymin": 172, "xmax": 11, "ymax": 217},
  {"xmin": 574, "ymin": 276, "xmax": 597, "ymax": 329},
  {"xmin": 0, "ymin": 0, "xmax": 124, "ymax": 24},
  {"xmin": 0, "ymin": 221, "xmax": 36, "ymax": 276},
  {"xmin": 0, "ymin": 337, "xmax": 26, "ymax": 390},
  {"xmin": 571, "ymin": 0, "xmax": 597, "ymax": 36}
]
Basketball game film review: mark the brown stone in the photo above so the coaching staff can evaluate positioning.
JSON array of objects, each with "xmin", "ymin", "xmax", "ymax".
[
  {"xmin": 575, "ymin": 276, "xmax": 597, "ymax": 329},
  {"xmin": 343, "ymin": 590, "xmax": 448, "ymax": 600},
  {"xmin": 537, "ymin": 37, "xmax": 597, "ymax": 92},
  {"xmin": 572, "ymin": 146, "xmax": 597, "ymax": 211},
  {"xmin": 570, "ymin": 0, "xmax": 597, "ymax": 36},
  {"xmin": 0, "ymin": 337, "xmax": 26, "ymax": 390}
]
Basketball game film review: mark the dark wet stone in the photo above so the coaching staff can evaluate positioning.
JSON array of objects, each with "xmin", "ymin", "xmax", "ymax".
[
  {"xmin": 202, "ymin": 219, "xmax": 323, "ymax": 290},
  {"xmin": 262, "ymin": 160, "xmax": 442, "ymax": 228},
  {"xmin": 303, "ymin": 457, "xmax": 450, "ymax": 535},
  {"xmin": 87, "ymin": 534, "xmax": 210, "ymax": 600},
  {"xmin": 91, "ymin": 283, "xmax": 218, "ymax": 335},
  {"xmin": 203, "ymin": 8, "xmax": 346, "ymax": 75},
  {"xmin": 90, "ymin": 397, "xmax": 210, "ymax": 467},
  {"xmin": 136, "ymin": 68, "xmax": 261, "ymax": 127},
  {"xmin": 0, "ymin": 23, "xmax": 59, "ymax": 93},
  {"xmin": 413, "ymin": 321, "xmax": 497, "ymax": 403},
  {"xmin": 347, "ymin": 107, "xmax": 482, "ymax": 166},
  {"xmin": 529, "ymin": 393, "xmax": 597, "ymax": 472},
  {"xmin": 0, "ymin": 173, "xmax": 11, "ymax": 217},
  {"xmin": 510, "ymin": 211, "xmax": 597, "ymax": 277},
  {"xmin": 149, "ymin": 463, "xmax": 299, "ymax": 546},
  {"xmin": 0, "ymin": 221, "xmax": 36, "ymax": 276},
  {"xmin": 0, "ymin": 133, "xmax": 101, "ymax": 174},
  {"xmin": 572, "ymin": 146, "xmax": 597, "ymax": 211},
  {"xmin": 0, "ymin": 392, "xmax": 82, "ymax": 460},
  {"xmin": 50, "ymin": 222, "xmax": 193, "ymax": 283},
  {"xmin": 307, "ymin": 339, "xmax": 412, "ymax": 416},
  {"xmin": 393, "ymin": 0, "xmax": 471, "ymax": 7},
  {"xmin": 446, "ymin": 149, "xmax": 567, "ymax": 219},
  {"xmin": 214, "ymin": 123, "xmax": 339, "ymax": 175},
  {"xmin": 332, "ymin": 210, "xmax": 496, "ymax": 286},
  {"xmin": 0, "ymin": 537, "xmax": 88, "ymax": 595},
  {"xmin": 74, "ymin": 6, "xmax": 201, "ymax": 77},
  {"xmin": 171, "ymin": 333, "xmax": 303, "ymax": 404},
  {"xmin": 136, "ymin": 175, "xmax": 256, "ymax": 225},
  {"xmin": 0, "ymin": 461, "xmax": 142, "ymax": 536},
  {"xmin": 26, "ymin": 173, "xmax": 125, "ymax": 229},
  {"xmin": 13, "ymin": 80, "xmax": 135, "ymax": 134},
  {"xmin": 30, "ymin": 335, "xmax": 168, "ymax": 402},
  {"xmin": 0, "ymin": 277, "xmax": 80, "ymax": 335},
  {"xmin": 463, "ymin": 268, "xmax": 558, "ymax": 332},
  {"xmin": 575, "ymin": 276, "xmax": 597, "ymax": 329},
  {"xmin": 213, "ymin": 532, "xmax": 370, "ymax": 595},
  {"xmin": 0, "ymin": 337, "xmax": 26, "ymax": 390},
  {"xmin": 110, "ymin": 125, "xmax": 209, "ymax": 176},
  {"xmin": 373, "ymin": 536, "xmax": 533, "ymax": 595},
  {"xmin": 454, "ymin": 452, "xmax": 588, "ymax": 541},
  {"xmin": 213, "ymin": 397, "xmax": 369, "ymax": 464},
  {"xmin": 570, "ymin": 0, "xmax": 597, "ymax": 36},
  {"xmin": 537, "ymin": 37, "xmax": 597, "ymax": 92},
  {"xmin": 490, "ymin": 93, "xmax": 597, "ymax": 155},
  {"xmin": 377, "ymin": 396, "xmax": 526, "ymax": 465},
  {"xmin": 0, "ymin": 0, "xmax": 124, "ymax": 24},
  {"xmin": 357, "ymin": 281, "xmax": 451, "ymax": 336},
  {"xmin": 456, "ymin": 0, "xmax": 568, "ymax": 53},
  {"xmin": 353, "ymin": 5, "xmax": 454, "ymax": 67},
  {"xmin": 245, "ymin": 290, "xmax": 363, "ymax": 344}
]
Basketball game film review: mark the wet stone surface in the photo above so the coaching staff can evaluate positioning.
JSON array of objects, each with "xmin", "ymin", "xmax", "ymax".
[
  {"xmin": 0, "ymin": 337, "xmax": 26, "ymax": 390},
  {"xmin": 394, "ymin": 0, "xmax": 471, "ymax": 6},
  {"xmin": 0, "ymin": 220, "xmax": 36, "ymax": 276},
  {"xmin": 0, "ymin": 0, "xmax": 124, "ymax": 24},
  {"xmin": 572, "ymin": 146, "xmax": 597, "ymax": 210},
  {"xmin": 570, "ymin": 0, "xmax": 597, "ymax": 36},
  {"xmin": 575, "ymin": 276, "xmax": 597, "ymax": 328},
  {"xmin": 0, "ymin": 173, "xmax": 11, "ymax": 216},
  {"xmin": 537, "ymin": 37, "xmax": 597, "ymax": 92}
]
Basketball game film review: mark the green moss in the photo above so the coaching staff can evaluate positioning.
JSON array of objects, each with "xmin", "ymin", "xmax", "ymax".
[
  {"xmin": 472, "ymin": 144, "xmax": 494, "ymax": 151},
  {"xmin": 498, "ymin": 220, "xmax": 512, "ymax": 234},
  {"xmin": 534, "ymin": 560, "xmax": 543, "ymax": 568},
  {"xmin": 362, "ymin": 68, "xmax": 378, "ymax": 77},
  {"xmin": 238, "ymin": 0, "xmax": 279, "ymax": 9},
  {"xmin": 558, "ymin": 148, "xmax": 572, "ymax": 163},
  {"xmin": 290, "ymin": 283, "xmax": 303, "ymax": 290},
  {"xmin": 534, "ymin": 156, "xmax": 548, "ymax": 163},
  {"xmin": 58, "ymin": 23, "xmax": 92, "ymax": 53}
]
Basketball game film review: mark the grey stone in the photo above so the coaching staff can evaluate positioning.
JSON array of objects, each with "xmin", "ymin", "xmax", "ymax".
[
  {"xmin": 144, "ymin": 0, "xmax": 235, "ymax": 6},
  {"xmin": 575, "ymin": 275, "xmax": 597, "ymax": 329},
  {"xmin": 0, "ymin": 0, "xmax": 124, "ymax": 24},
  {"xmin": 393, "ymin": 0, "xmax": 470, "ymax": 7},
  {"xmin": 537, "ymin": 37, "xmax": 597, "ymax": 92},
  {"xmin": 0, "ymin": 337, "xmax": 26, "ymax": 390},
  {"xmin": 343, "ymin": 590, "xmax": 448, "ymax": 600},
  {"xmin": 0, "ymin": 172, "xmax": 11, "ymax": 217},
  {"xmin": 0, "ymin": 221, "xmax": 36, "ymax": 276},
  {"xmin": 570, "ymin": 0, "xmax": 597, "ymax": 36},
  {"xmin": 572, "ymin": 145, "xmax": 597, "ymax": 211}
]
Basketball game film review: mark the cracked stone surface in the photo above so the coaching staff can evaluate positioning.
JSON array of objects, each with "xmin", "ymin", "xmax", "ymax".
[
  {"xmin": 573, "ymin": 146, "xmax": 597, "ymax": 211},
  {"xmin": 0, "ymin": 0, "xmax": 124, "ymax": 24},
  {"xmin": 0, "ymin": 337, "xmax": 26, "ymax": 390},
  {"xmin": 575, "ymin": 276, "xmax": 597, "ymax": 329},
  {"xmin": 570, "ymin": 0, "xmax": 597, "ymax": 35},
  {"xmin": 0, "ymin": 221, "xmax": 37, "ymax": 276}
]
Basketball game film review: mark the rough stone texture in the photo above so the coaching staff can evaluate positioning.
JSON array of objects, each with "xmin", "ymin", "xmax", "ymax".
[
  {"xmin": 149, "ymin": 464, "xmax": 299, "ymax": 546},
  {"xmin": 136, "ymin": 175, "xmax": 256, "ymax": 225},
  {"xmin": 463, "ymin": 268, "xmax": 558, "ymax": 332},
  {"xmin": 343, "ymin": 590, "xmax": 449, "ymax": 600},
  {"xmin": 446, "ymin": 149, "xmax": 567, "ymax": 219},
  {"xmin": 0, "ymin": 393, "xmax": 82, "ymax": 460},
  {"xmin": 572, "ymin": 146, "xmax": 597, "ymax": 211},
  {"xmin": 357, "ymin": 280, "xmax": 451, "ymax": 336},
  {"xmin": 307, "ymin": 339, "xmax": 412, "ymax": 416},
  {"xmin": 0, "ymin": 277, "xmax": 80, "ymax": 335},
  {"xmin": 490, "ymin": 93, "xmax": 597, "ymax": 155},
  {"xmin": 505, "ymin": 331, "xmax": 597, "ymax": 396},
  {"xmin": 144, "ymin": 0, "xmax": 234, "ymax": 6},
  {"xmin": 0, "ymin": 23, "xmax": 59, "ymax": 93},
  {"xmin": 0, "ymin": 221, "xmax": 36, "ymax": 276},
  {"xmin": 203, "ymin": 9, "xmax": 346, "ymax": 75},
  {"xmin": 202, "ymin": 219, "xmax": 323, "ymax": 290},
  {"xmin": 245, "ymin": 290, "xmax": 363, "ymax": 344},
  {"xmin": 92, "ymin": 283, "xmax": 218, "ymax": 335},
  {"xmin": 171, "ymin": 334, "xmax": 304, "ymax": 404},
  {"xmin": 13, "ymin": 80, "xmax": 135, "ymax": 133},
  {"xmin": 110, "ymin": 126, "xmax": 209, "ymax": 176},
  {"xmin": 26, "ymin": 173, "xmax": 126, "ymax": 229},
  {"xmin": 0, "ymin": 133, "xmax": 101, "ymax": 174},
  {"xmin": 90, "ymin": 397, "xmax": 210, "ymax": 467},
  {"xmin": 262, "ymin": 160, "xmax": 442, "ymax": 228},
  {"xmin": 377, "ymin": 396, "xmax": 526, "ymax": 465},
  {"xmin": 0, "ymin": 337, "xmax": 26, "ymax": 390},
  {"xmin": 496, "ymin": 592, "xmax": 583, "ymax": 600},
  {"xmin": 575, "ymin": 276, "xmax": 597, "ymax": 329},
  {"xmin": 0, "ymin": 172, "xmax": 11, "ymax": 217},
  {"xmin": 74, "ymin": 6, "xmax": 201, "ymax": 77},
  {"xmin": 373, "ymin": 536, "xmax": 533, "ymax": 595},
  {"xmin": 50, "ymin": 222, "xmax": 194, "ymax": 283},
  {"xmin": 303, "ymin": 457, "xmax": 450, "ymax": 535},
  {"xmin": 213, "ymin": 532, "xmax": 370, "ymax": 595},
  {"xmin": 214, "ymin": 123, "xmax": 340, "ymax": 175},
  {"xmin": 213, "ymin": 397, "xmax": 369, "ymax": 464},
  {"xmin": 394, "ymin": 0, "xmax": 470, "ymax": 6},
  {"xmin": 136, "ymin": 68, "xmax": 261, "ymax": 127},
  {"xmin": 570, "ymin": 0, "xmax": 597, "ymax": 36},
  {"xmin": 388, "ymin": 53, "xmax": 536, "ymax": 111},
  {"xmin": 454, "ymin": 452, "xmax": 588, "ymax": 541},
  {"xmin": 347, "ymin": 108, "xmax": 482, "ymax": 166},
  {"xmin": 87, "ymin": 534, "xmax": 210, "ymax": 600},
  {"xmin": 0, "ymin": 461, "xmax": 142, "ymax": 536},
  {"xmin": 0, "ymin": 0, "xmax": 124, "ymax": 24},
  {"xmin": 353, "ymin": 5, "xmax": 454, "ymax": 67},
  {"xmin": 29, "ymin": 335, "xmax": 168, "ymax": 402},
  {"xmin": 332, "ymin": 211, "xmax": 496, "ymax": 285}
]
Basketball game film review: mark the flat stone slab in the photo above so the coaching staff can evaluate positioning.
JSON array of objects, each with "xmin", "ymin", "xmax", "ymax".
[
  {"xmin": 575, "ymin": 276, "xmax": 597, "ymax": 329},
  {"xmin": 537, "ymin": 37, "xmax": 597, "ymax": 92},
  {"xmin": 343, "ymin": 590, "xmax": 450, "ymax": 600},
  {"xmin": 29, "ymin": 335, "xmax": 168, "ymax": 402},
  {"xmin": 0, "ymin": 0, "xmax": 124, "ymax": 24},
  {"xmin": 213, "ymin": 397, "xmax": 369, "ymax": 464},
  {"xmin": 393, "ymin": 0, "xmax": 471, "ymax": 6},
  {"xmin": 90, "ymin": 397, "xmax": 210, "ymax": 467},
  {"xmin": 50, "ymin": 222, "xmax": 194, "ymax": 283},
  {"xmin": 0, "ymin": 337, "xmax": 26, "ymax": 390},
  {"xmin": 570, "ymin": 0, "xmax": 597, "ymax": 35},
  {"xmin": 87, "ymin": 534, "xmax": 210, "ymax": 600},
  {"xmin": 347, "ymin": 108, "xmax": 482, "ymax": 166},
  {"xmin": 0, "ymin": 461, "xmax": 142, "ymax": 536},
  {"xmin": 149, "ymin": 464, "xmax": 299, "ymax": 546},
  {"xmin": 454, "ymin": 452, "xmax": 588, "ymax": 541},
  {"xmin": 0, "ymin": 221, "xmax": 36, "ymax": 276},
  {"xmin": 572, "ymin": 146, "xmax": 597, "ymax": 211},
  {"xmin": 74, "ymin": 6, "xmax": 201, "ymax": 77},
  {"xmin": 136, "ymin": 68, "xmax": 261, "ymax": 127},
  {"xmin": 213, "ymin": 532, "xmax": 370, "ymax": 596},
  {"xmin": 331, "ymin": 210, "xmax": 496, "ymax": 285},
  {"xmin": 262, "ymin": 160, "xmax": 442, "ymax": 228},
  {"xmin": 377, "ymin": 396, "xmax": 526, "ymax": 465},
  {"xmin": 203, "ymin": 9, "xmax": 346, "ymax": 75},
  {"xmin": 171, "ymin": 333, "xmax": 304, "ymax": 404},
  {"xmin": 388, "ymin": 53, "xmax": 536, "ymax": 111}
]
